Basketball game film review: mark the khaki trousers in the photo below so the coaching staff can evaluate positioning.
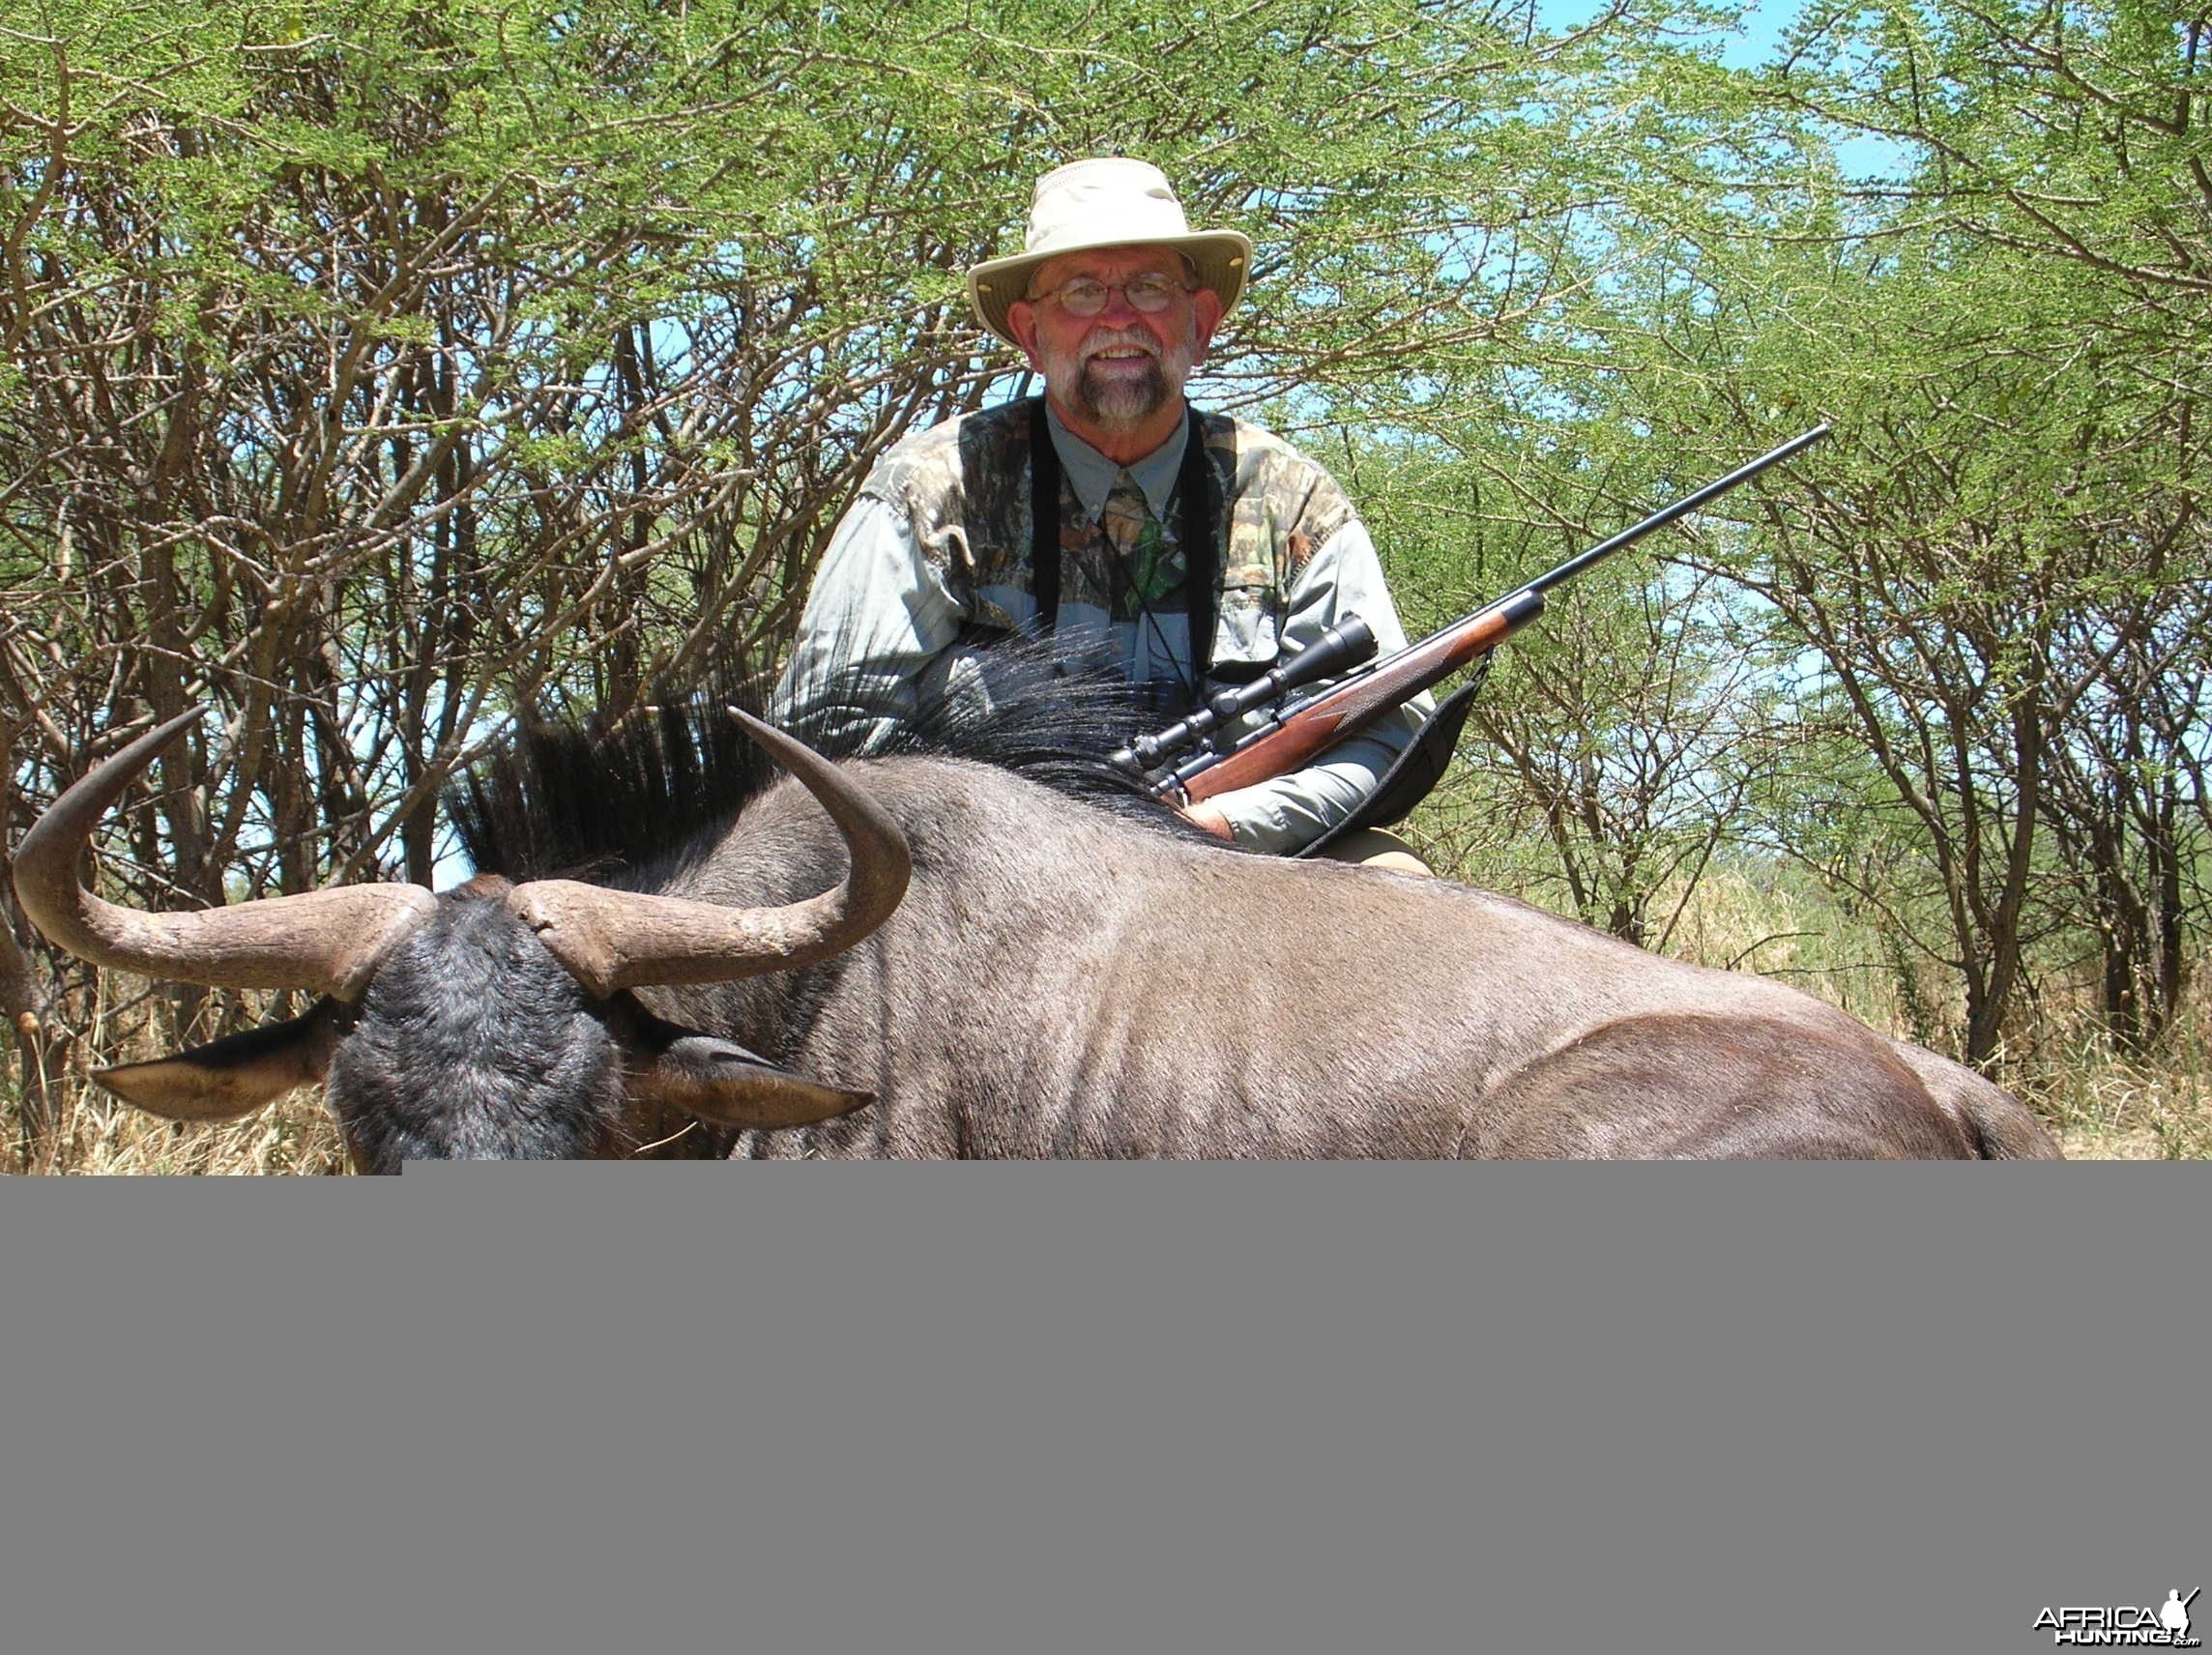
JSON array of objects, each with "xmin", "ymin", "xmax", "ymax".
[{"xmin": 1317, "ymin": 828, "xmax": 1433, "ymax": 877}]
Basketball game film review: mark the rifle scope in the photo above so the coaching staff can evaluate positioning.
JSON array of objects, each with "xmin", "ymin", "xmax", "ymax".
[{"xmin": 1110, "ymin": 616, "xmax": 1378, "ymax": 773}]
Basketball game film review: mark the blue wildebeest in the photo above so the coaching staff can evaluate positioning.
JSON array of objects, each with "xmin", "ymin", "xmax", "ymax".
[{"xmin": 14, "ymin": 668, "xmax": 2058, "ymax": 1167}]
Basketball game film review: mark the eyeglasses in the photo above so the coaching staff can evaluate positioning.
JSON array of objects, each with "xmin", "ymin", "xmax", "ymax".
[{"xmin": 1028, "ymin": 275, "xmax": 1193, "ymax": 317}]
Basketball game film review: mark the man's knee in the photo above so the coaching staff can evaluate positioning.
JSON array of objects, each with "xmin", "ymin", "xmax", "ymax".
[{"xmin": 1317, "ymin": 828, "xmax": 1433, "ymax": 877}]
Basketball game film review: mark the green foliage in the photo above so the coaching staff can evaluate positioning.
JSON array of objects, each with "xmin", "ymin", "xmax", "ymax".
[{"xmin": 0, "ymin": 0, "xmax": 2206, "ymax": 1125}]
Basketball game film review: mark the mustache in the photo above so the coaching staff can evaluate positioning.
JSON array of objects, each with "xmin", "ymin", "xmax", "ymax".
[{"xmin": 1079, "ymin": 328, "xmax": 1160, "ymax": 361}]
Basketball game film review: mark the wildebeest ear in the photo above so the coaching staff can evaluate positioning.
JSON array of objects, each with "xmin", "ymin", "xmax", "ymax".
[
  {"xmin": 633, "ymin": 1033, "xmax": 875, "ymax": 1129},
  {"xmin": 614, "ymin": 996, "xmax": 874, "ymax": 1129},
  {"xmin": 95, "ymin": 999, "xmax": 347, "ymax": 1121}
]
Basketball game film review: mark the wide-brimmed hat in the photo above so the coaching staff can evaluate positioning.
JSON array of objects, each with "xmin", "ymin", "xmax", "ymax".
[{"xmin": 967, "ymin": 158, "xmax": 1252, "ymax": 350}]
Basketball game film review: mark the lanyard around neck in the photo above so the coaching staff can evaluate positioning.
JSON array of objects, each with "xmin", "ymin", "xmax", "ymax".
[{"xmin": 1028, "ymin": 397, "xmax": 1217, "ymax": 689}]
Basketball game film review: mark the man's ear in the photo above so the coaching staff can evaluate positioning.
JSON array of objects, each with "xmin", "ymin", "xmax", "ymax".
[
  {"xmin": 1005, "ymin": 299, "xmax": 1044, "ymax": 369},
  {"xmin": 1191, "ymin": 286, "xmax": 1223, "ymax": 363},
  {"xmin": 96, "ymin": 999, "xmax": 347, "ymax": 1121},
  {"xmin": 612, "ymin": 995, "xmax": 874, "ymax": 1130}
]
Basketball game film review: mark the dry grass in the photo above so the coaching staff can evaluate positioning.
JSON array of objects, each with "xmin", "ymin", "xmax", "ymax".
[
  {"xmin": 2019, "ymin": 1037, "xmax": 2212, "ymax": 1162},
  {"xmin": 5, "ymin": 974, "xmax": 356, "ymax": 1174},
  {"xmin": 8, "ymin": 1082, "xmax": 346, "ymax": 1176},
  {"xmin": 1662, "ymin": 865, "xmax": 2212, "ymax": 1161}
]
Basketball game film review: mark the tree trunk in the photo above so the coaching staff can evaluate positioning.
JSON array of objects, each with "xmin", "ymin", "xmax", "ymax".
[{"xmin": 0, "ymin": 886, "xmax": 70, "ymax": 1145}]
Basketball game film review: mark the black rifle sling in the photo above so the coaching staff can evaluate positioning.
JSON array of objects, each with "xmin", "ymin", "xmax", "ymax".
[
  {"xmin": 1028, "ymin": 396, "xmax": 1061, "ymax": 633},
  {"xmin": 1297, "ymin": 676, "xmax": 1482, "ymax": 858},
  {"xmin": 1176, "ymin": 405, "xmax": 1217, "ymax": 687},
  {"xmin": 1028, "ymin": 398, "xmax": 1216, "ymax": 688}
]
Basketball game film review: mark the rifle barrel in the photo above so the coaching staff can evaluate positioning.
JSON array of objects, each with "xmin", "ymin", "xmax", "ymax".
[
  {"xmin": 1526, "ymin": 423, "xmax": 1831, "ymax": 599},
  {"xmin": 1143, "ymin": 422, "xmax": 1835, "ymax": 802}
]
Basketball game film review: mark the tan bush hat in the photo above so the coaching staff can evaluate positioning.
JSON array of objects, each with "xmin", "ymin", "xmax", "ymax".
[{"xmin": 967, "ymin": 158, "xmax": 1253, "ymax": 350}]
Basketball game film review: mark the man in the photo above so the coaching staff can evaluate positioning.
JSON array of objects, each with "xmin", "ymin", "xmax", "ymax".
[{"xmin": 776, "ymin": 157, "xmax": 1430, "ymax": 863}]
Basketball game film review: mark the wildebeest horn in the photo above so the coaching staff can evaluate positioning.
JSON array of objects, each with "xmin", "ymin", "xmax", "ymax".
[
  {"xmin": 12, "ymin": 708, "xmax": 437, "ymax": 1000},
  {"xmin": 507, "ymin": 711, "xmax": 912, "ymax": 996}
]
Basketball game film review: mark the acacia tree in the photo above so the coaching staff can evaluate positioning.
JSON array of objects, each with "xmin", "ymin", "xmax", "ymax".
[
  {"xmin": 1397, "ymin": 0, "xmax": 2212, "ymax": 1067},
  {"xmin": 1731, "ymin": 0, "xmax": 2212, "ymax": 1055},
  {"xmin": 1642, "ymin": 232, "xmax": 2210, "ymax": 1066},
  {"xmin": 1353, "ymin": 426, "xmax": 1799, "ymax": 946},
  {"xmin": 1, "ymin": 0, "xmax": 1664, "ymax": 1109},
  {"xmin": 2031, "ymin": 450, "xmax": 2205, "ymax": 1049}
]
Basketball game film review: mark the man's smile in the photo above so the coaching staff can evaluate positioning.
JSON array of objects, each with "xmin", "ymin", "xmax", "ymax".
[{"xmin": 1089, "ymin": 346, "xmax": 1154, "ymax": 363}]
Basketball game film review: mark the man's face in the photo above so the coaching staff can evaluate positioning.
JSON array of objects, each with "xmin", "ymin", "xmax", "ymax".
[{"xmin": 1006, "ymin": 245, "xmax": 1223, "ymax": 437}]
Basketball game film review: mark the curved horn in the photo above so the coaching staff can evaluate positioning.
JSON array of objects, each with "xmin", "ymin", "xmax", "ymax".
[
  {"xmin": 13, "ymin": 708, "xmax": 436, "ymax": 1000},
  {"xmin": 508, "ymin": 710, "xmax": 912, "ymax": 997}
]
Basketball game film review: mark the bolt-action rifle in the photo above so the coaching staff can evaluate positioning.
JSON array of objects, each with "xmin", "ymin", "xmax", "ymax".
[{"xmin": 1116, "ymin": 424, "xmax": 1832, "ymax": 806}]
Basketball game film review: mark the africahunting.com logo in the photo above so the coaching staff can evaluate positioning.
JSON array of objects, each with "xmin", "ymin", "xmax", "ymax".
[{"xmin": 2034, "ymin": 1588, "xmax": 2200, "ymax": 1647}]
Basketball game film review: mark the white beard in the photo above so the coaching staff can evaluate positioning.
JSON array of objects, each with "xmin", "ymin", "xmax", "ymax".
[{"xmin": 1057, "ymin": 328, "xmax": 1195, "ymax": 432}]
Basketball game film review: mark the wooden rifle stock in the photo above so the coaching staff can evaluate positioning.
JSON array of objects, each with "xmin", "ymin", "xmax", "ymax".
[
  {"xmin": 1177, "ymin": 589, "xmax": 1540, "ymax": 802},
  {"xmin": 1161, "ymin": 423, "xmax": 1833, "ymax": 806}
]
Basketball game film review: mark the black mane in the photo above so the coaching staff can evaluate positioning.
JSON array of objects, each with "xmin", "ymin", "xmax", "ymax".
[{"xmin": 448, "ymin": 643, "xmax": 1192, "ymax": 885}]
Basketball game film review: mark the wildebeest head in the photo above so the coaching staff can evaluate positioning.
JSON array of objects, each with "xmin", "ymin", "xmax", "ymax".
[{"xmin": 13, "ymin": 707, "xmax": 913, "ymax": 1171}]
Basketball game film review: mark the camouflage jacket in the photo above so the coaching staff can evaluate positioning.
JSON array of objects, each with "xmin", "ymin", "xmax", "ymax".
[{"xmin": 775, "ymin": 398, "xmax": 1428, "ymax": 855}]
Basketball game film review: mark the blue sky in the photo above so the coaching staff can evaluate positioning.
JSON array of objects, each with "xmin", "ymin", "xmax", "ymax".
[
  {"xmin": 1537, "ymin": 0, "xmax": 1801, "ymax": 67},
  {"xmin": 1539, "ymin": 0, "xmax": 1912, "ymax": 178}
]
